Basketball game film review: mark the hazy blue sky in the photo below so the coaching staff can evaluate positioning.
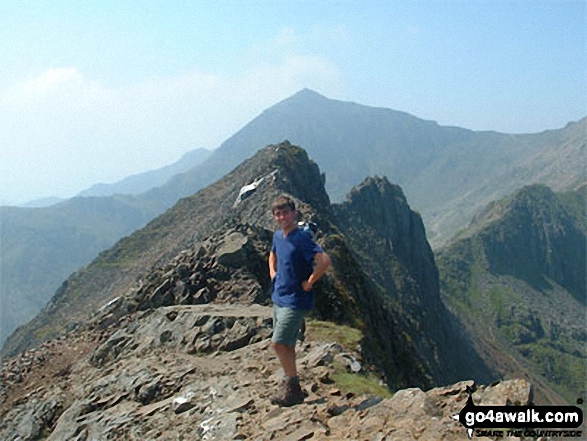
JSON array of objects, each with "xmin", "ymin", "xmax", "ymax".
[{"xmin": 1, "ymin": 0, "xmax": 585, "ymax": 205}]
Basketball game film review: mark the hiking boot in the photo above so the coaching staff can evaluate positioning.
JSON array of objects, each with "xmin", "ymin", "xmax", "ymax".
[{"xmin": 270, "ymin": 376, "xmax": 305, "ymax": 407}]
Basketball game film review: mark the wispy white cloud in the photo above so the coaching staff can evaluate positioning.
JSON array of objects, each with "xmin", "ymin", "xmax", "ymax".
[
  {"xmin": 1, "ymin": 67, "xmax": 117, "ymax": 111},
  {"xmin": 0, "ymin": 40, "xmax": 343, "ymax": 204},
  {"xmin": 33, "ymin": 67, "xmax": 82, "ymax": 89},
  {"xmin": 2, "ymin": 68, "xmax": 83, "ymax": 102}
]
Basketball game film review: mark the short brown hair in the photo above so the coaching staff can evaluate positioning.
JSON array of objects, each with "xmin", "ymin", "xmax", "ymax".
[{"xmin": 272, "ymin": 195, "xmax": 296, "ymax": 214}]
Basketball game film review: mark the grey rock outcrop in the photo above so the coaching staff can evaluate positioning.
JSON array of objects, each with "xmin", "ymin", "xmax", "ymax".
[
  {"xmin": 90, "ymin": 304, "xmax": 273, "ymax": 368},
  {"xmin": 333, "ymin": 176, "xmax": 494, "ymax": 388},
  {"xmin": 93, "ymin": 223, "xmax": 274, "ymax": 332}
]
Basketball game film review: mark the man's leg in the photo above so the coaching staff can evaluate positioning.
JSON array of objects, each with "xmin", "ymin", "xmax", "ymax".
[
  {"xmin": 270, "ymin": 305, "xmax": 306, "ymax": 406},
  {"xmin": 272, "ymin": 342, "xmax": 297, "ymax": 378}
]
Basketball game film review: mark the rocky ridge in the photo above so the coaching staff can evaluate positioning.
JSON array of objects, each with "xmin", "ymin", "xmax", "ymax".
[
  {"xmin": 3, "ymin": 142, "xmax": 490, "ymax": 392},
  {"xmin": 475, "ymin": 184, "xmax": 585, "ymax": 301},
  {"xmin": 1, "ymin": 302, "xmax": 534, "ymax": 440},
  {"xmin": 438, "ymin": 184, "xmax": 586, "ymax": 403},
  {"xmin": 0, "ymin": 142, "xmax": 556, "ymax": 439}
]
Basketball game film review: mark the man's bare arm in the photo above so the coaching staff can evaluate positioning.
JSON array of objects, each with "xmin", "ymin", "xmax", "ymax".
[{"xmin": 269, "ymin": 251, "xmax": 277, "ymax": 280}]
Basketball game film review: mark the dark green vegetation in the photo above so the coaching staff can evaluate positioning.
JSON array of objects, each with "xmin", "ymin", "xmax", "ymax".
[
  {"xmin": 2, "ymin": 90, "xmax": 584, "ymax": 349},
  {"xmin": 438, "ymin": 184, "xmax": 586, "ymax": 403}
]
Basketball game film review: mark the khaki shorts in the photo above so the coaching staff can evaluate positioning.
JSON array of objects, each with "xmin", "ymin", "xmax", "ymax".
[{"xmin": 271, "ymin": 304, "xmax": 309, "ymax": 346}]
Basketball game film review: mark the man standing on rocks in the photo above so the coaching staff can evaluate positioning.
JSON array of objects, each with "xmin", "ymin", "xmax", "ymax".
[{"xmin": 268, "ymin": 195, "xmax": 331, "ymax": 406}]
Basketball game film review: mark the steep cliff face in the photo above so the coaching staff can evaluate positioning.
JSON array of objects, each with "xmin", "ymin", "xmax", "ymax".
[
  {"xmin": 334, "ymin": 177, "xmax": 438, "ymax": 313},
  {"xmin": 438, "ymin": 184, "xmax": 586, "ymax": 403},
  {"xmin": 333, "ymin": 177, "xmax": 494, "ymax": 388},
  {"xmin": 477, "ymin": 185, "xmax": 585, "ymax": 302}
]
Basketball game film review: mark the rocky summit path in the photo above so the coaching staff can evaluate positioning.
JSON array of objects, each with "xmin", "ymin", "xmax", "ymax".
[{"xmin": 1, "ymin": 304, "xmax": 533, "ymax": 440}]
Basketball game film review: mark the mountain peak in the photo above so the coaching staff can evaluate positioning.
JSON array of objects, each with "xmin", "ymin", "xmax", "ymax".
[
  {"xmin": 291, "ymin": 88, "xmax": 326, "ymax": 99},
  {"xmin": 470, "ymin": 184, "xmax": 560, "ymax": 231},
  {"xmin": 267, "ymin": 88, "xmax": 331, "ymax": 111}
]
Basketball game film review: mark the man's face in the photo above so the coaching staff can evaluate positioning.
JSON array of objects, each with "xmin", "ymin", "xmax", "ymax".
[{"xmin": 273, "ymin": 207, "xmax": 296, "ymax": 231}]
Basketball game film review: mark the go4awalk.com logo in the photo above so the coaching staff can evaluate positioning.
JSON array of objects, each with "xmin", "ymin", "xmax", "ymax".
[{"xmin": 452, "ymin": 385, "xmax": 583, "ymax": 439}]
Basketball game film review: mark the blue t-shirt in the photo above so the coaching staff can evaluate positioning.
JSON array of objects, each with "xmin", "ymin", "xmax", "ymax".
[{"xmin": 271, "ymin": 228, "xmax": 323, "ymax": 310}]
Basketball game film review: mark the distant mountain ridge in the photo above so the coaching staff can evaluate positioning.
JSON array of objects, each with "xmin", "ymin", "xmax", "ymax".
[
  {"xmin": 76, "ymin": 147, "xmax": 211, "ymax": 198},
  {"xmin": 465, "ymin": 184, "xmax": 585, "ymax": 300},
  {"xmin": 13, "ymin": 147, "xmax": 211, "ymax": 207},
  {"xmin": 437, "ymin": 184, "xmax": 586, "ymax": 403},
  {"xmin": 1, "ymin": 89, "xmax": 584, "ymax": 349},
  {"xmin": 0, "ymin": 195, "xmax": 157, "ymax": 347},
  {"xmin": 150, "ymin": 89, "xmax": 585, "ymax": 245},
  {"xmin": 233, "ymin": 90, "xmax": 587, "ymax": 244},
  {"xmin": 0, "ymin": 149, "xmax": 211, "ymax": 346},
  {"xmin": 18, "ymin": 197, "xmax": 66, "ymax": 208}
]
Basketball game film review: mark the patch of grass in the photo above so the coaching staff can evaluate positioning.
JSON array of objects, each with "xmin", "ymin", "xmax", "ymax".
[
  {"xmin": 304, "ymin": 319, "xmax": 393, "ymax": 398},
  {"xmin": 305, "ymin": 319, "xmax": 362, "ymax": 351},
  {"xmin": 331, "ymin": 370, "xmax": 393, "ymax": 398},
  {"xmin": 33, "ymin": 324, "xmax": 57, "ymax": 342}
]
